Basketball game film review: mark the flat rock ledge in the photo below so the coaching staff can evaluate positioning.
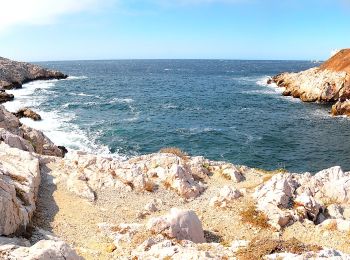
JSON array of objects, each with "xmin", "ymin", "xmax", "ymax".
[{"xmin": 267, "ymin": 48, "xmax": 350, "ymax": 116}]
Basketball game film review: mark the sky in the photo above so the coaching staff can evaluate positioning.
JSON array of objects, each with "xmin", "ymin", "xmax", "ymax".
[{"xmin": 0, "ymin": 0, "xmax": 349, "ymax": 61}]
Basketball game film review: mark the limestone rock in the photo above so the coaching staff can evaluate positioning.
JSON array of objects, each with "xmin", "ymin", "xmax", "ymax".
[
  {"xmin": 62, "ymin": 152, "xmax": 206, "ymax": 199},
  {"xmin": 132, "ymin": 238, "xmax": 238, "ymax": 259},
  {"xmin": 0, "ymin": 143, "xmax": 40, "ymax": 236},
  {"xmin": 8, "ymin": 240, "xmax": 82, "ymax": 260},
  {"xmin": 14, "ymin": 108, "xmax": 42, "ymax": 121},
  {"xmin": 147, "ymin": 208, "xmax": 206, "ymax": 243},
  {"xmin": 98, "ymin": 222, "xmax": 143, "ymax": 246},
  {"xmin": 265, "ymin": 249, "xmax": 350, "ymax": 259},
  {"xmin": 0, "ymin": 56, "xmax": 67, "ymax": 90},
  {"xmin": 332, "ymin": 100, "xmax": 350, "ymax": 116},
  {"xmin": 270, "ymin": 68, "xmax": 347, "ymax": 102},
  {"xmin": 253, "ymin": 166, "xmax": 350, "ymax": 229},
  {"xmin": 210, "ymin": 186, "xmax": 242, "ymax": 208},
  {"xmin": 0, "ymin": 129, "xmax": 34, "ymax": 152},
  {"xmin": 0, "ymin": 105, "xmax": 63, "ymax": 157}
]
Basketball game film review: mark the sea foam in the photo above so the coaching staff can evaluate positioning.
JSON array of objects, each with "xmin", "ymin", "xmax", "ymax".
[{"xmin": 4, "ymin": 78, "xmax": 113, "ymax": 156}]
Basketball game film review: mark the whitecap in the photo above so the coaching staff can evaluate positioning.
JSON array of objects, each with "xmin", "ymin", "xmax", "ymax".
[
  {"xmin": 69, "ymin": 92, "xmax": 95, "ymax": 97},
  {"xmin": 109, "ymin": 98, "xmax": 134, "ymax": 104},
  {"xmin": 66, "ymin": 76, "xmax": 88, "ymax": 80}
]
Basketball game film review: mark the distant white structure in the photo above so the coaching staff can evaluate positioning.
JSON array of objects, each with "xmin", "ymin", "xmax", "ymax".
[{"xmin": 330, "ymin": 49, "xmax": 340, "ymax": 57}]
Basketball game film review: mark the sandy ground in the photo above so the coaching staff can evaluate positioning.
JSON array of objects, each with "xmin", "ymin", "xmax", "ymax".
[{"xmin": 31, "ymin": 161, "xmax": 350, "ymax": 259}]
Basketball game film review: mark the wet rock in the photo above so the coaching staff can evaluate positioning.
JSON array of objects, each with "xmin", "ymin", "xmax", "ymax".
[
  {"xmin": 14, "ymin": 108, "xmax": 42, "ymax": 121},
  {"xmin": 0, "ymin": 91, "xmax": 14, "ymax": 103},
  {"xmin": 0, "ymin": 105, "xmax": 63, "ymax": 157},
  {"xmin": 331, "ymin": 100, "xmax": 350, "ymax": 116}
]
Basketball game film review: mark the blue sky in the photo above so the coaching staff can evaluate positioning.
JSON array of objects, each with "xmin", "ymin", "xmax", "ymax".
[{"xmin": 0, "ymin": 0, "xmax": 349, "ymax": 61}]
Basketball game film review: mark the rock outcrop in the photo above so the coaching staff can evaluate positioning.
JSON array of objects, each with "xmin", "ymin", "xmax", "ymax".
[
  {"xmin": 0, "ymin": 143, "xmax": 40, "ymax": 236},
  {"xmin": 253, "ymin": 166, "xmax": 350, "ymax": 229},
  {"xmin": 0, "ymin": 56, "xmax": 67, "ymax": 90},
  {"xmin": 268, "ymin": 49, "xmax": 350, "ymax": 116},
  {"xmin": 0, "ymin": 237, "xmax": 82, "ymax": 260},
  {"xmin": 51, "ymin": 151, "xmax": 245, "ymax": 201},
  {"xmin": 0, "ymin": 105, "xmax": 63, "ymax": 157},
  {"xmin": 13, "ymin": 108, "xmax": 41, "ymax": 121}
]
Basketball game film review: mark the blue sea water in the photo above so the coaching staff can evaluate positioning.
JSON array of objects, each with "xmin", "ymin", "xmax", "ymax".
[{"xmin": 4, "ymin": 60, "xmax": 350, "ymax": 173}]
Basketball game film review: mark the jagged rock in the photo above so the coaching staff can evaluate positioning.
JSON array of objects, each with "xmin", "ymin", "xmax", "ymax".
[
  {"xmin": 6, "ymin": 239, "xmax": 82, "ymax": 260},
  {"xmin": 326, "ymin": 204, "xmax": 344, "ymax": 220},
  {"xmin": 147, "ymin": 208, "xmax": 206, "ymax": 243},
  {"xmin": 61, "ymin": 152, "xmax": 206, "ymax": 199},
  {"xmin": 0, "ymin": 105, "xmax": 63, "ymax": 157},
  {"xmin": 0, "ymin": 56, "xmax": 67, "ymax": 90},
  {"xmin": 332, "ymin": 100, "xmax": 350, "ymax": 116},
  {"xmin": 13, "ymin": 108, "xmax": 41, "ymax": 121},
  {"xmin": 320, "ymin": 219, "xmax": 350, "ymax": 232},
  {"xmin": 98, "ymin": 222, "xmax": 143, "ymax": 246},
  {"xmin": 0, "ymin": 91, "xmax": 14, "ymax": 103},
  {"xmin": 0, "ymin": 143, "xmax": 40, "ymax": 236},
  {"xmin": 270, "ymin": 68, "xmax": 347, "ymax": 102},
  {"xmin": 253, "ymin": 166, "xmax": 350, "ymax": 229},
  {"xmin": 0, "ymin": 129, "xmax": 34, "ymax": 152},
  {"xmin": 265, "ymin": 249, "xmax": 350, "ymax": 260},
  {"xmin": 268, "ymin": 49, "xmax": 350, "ymax": 116},
  {"xmin": 209, "ymin": 185, "xmax": 242, "ymax": 208}
]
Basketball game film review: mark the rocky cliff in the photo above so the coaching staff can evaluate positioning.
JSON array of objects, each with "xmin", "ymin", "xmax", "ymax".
[
  {"xmin": 268, "ymin": 49, "xmax": 350, "ymax": 116},
  {"xmin": 0, "ymin": 57, "xmax": 67, "ymax": 90}
]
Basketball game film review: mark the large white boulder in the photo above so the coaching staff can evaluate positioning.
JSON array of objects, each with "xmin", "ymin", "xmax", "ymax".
[
  {"xmin": 6, "ymin": 239, "xmax": 82, "ymax": 260},
  {"xmin": 0, "ymin": 143, "xmax": 40, "ymax": 235},
  {"xmin": 147, "ymin": 208, "xmax": 206, "ymax": 243}
]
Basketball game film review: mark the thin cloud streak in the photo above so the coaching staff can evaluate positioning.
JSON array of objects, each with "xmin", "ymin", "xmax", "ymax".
[{"xmin": 0, "ymin": 0, "xmax": 114, "ymax": 33}]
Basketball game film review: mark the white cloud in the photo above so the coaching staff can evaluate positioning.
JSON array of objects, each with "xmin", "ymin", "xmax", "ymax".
[{"xmin": 0, "ymin": 0, "xmax": 109, "ymax": 32}]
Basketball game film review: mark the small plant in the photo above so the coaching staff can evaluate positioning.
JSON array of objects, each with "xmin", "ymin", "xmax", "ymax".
[
  {"xmin": 239, "ymin": 204, "xmax": 270, "ymax": 229},
  {"xmin": 236, "ymin": 238, "xmax": 322, "ymax": 260},
  {"xmin": 159, "ymin": 147, "xmax": 188, "ymax": 160}
]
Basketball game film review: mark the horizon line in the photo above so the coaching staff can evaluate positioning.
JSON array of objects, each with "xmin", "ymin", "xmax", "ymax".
[{"xmin": 31, "ymin": 58, "xmax": 324, "ymax": 63}]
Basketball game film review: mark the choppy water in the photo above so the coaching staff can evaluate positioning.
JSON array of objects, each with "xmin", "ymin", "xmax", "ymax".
[{"xmin": 4, "ymin": 60, "xmax": 350, "ymax": 173}]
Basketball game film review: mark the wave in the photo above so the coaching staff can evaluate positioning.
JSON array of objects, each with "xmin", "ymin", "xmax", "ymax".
[
  {"xmin": 69, "ymin": 92, "xmax": 95, "ymax": 97},
  {"xmin": 3, "ymin": 79, "xmax": 117, "ymax": 157},
  {"xmin": 66, "ymin": 76, "xmax": 88, "ymax": 80},
  {"xmin": 109, "ymin": 98, "xmax": 134, "ymax": 104}
]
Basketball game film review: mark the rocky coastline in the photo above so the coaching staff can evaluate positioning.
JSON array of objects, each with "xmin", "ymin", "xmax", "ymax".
[
  {"xmin": 267, "ymin": 49, "xmax": 350, "ymax": 116},
  {"xmin": 1, "ymin": 58, "xmax": 350, "ymax": 259}
]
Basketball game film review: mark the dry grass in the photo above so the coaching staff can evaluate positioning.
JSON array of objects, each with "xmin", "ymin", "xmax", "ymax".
[
  {"xmin": 159, "ymin": 147, "xmax": 188, "ymax": 160},
  {"xmin": 239, "ymin": 204, "xmax": 270, "ymax": 229},
  {"xmin": 236, "ymin": 237, "xmax": 322, "ymax": 260}
]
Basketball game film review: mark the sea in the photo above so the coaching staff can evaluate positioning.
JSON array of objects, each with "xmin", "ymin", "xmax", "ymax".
[{"xmin": 4, "ymin": 60, "xmax": 350, "ymax": 173}]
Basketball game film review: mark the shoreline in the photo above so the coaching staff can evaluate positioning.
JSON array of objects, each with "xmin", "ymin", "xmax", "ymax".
[{"xmin": 1, "ymin": 57, "xmax": 350, "ymax": 259}]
